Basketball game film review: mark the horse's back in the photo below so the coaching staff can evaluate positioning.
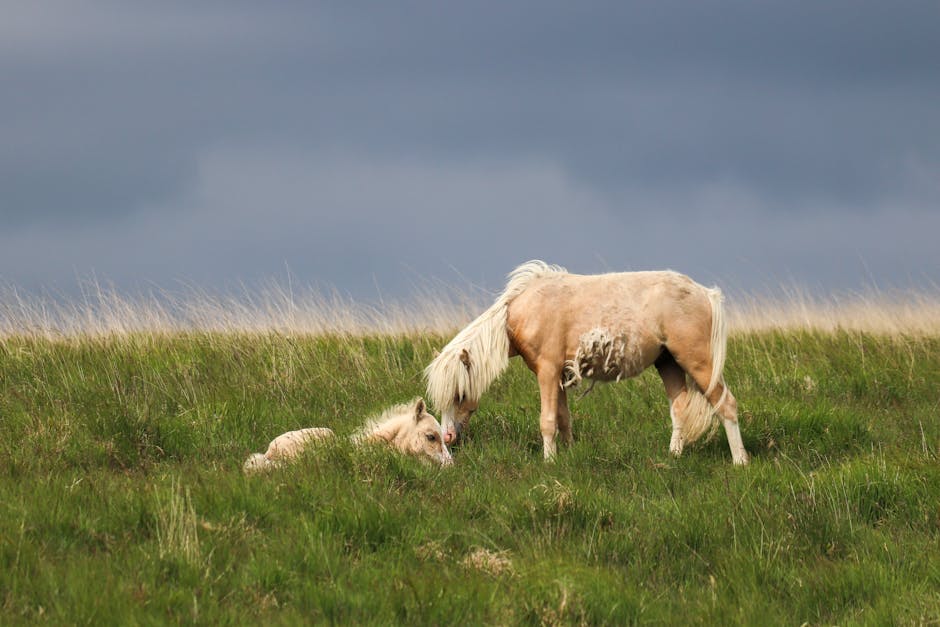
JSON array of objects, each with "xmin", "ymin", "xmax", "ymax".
[
  {"xmin": 510, "ymin": 270, "xmax": 706, "ymax": 325},
  {"xmin": 507, "ymin": 270, "xmax": 711, "ymax": 365}
]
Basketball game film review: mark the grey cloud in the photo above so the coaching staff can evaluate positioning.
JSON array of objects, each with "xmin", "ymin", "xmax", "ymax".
[
  {"xmin": 1, "ymin": 2, "xmax": 938, "ymax": 295},
  {"xmin": 2, "ymin": 148, "xmax": 936, "ymax": 298}
]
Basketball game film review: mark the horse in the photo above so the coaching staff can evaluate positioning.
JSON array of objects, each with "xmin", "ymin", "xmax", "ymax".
[
  {"xmin": 243, "ymin": 398, "xmax": 454, "ymax": 473},
  {"xmin": 424, "ymin": 261, "xmax": 749, "ymax": 465}
]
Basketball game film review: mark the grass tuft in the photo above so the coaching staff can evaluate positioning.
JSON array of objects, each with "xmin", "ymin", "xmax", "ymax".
[{"xmin": 154, "ymin": 479, "xmax": 202, "ymax": 568}]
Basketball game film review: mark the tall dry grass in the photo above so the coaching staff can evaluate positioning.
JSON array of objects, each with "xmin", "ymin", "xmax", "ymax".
[
  {"xmin": 0, "ymin": 279, "xmax": 483, "ymax": 339},
  {"xmin": 2, "ymin": 278, "xmax": 940, "ymax": 339},
  {"xmin": 729, "ymin": 286, "xmax": 940, "ymax": 335}
]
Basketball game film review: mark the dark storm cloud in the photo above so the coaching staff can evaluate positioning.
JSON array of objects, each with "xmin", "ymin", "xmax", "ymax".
[{"xmin": 1, "ymin": 1, "xmax": 938, "ymax": 294}]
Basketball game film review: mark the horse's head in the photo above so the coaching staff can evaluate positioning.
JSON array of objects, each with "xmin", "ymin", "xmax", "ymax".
[
  {"xmin": 435, "ymin": 348, "xmax": 480, "ymax": 445},
  {"xmin": 405, "ymin": 398, "xmax": 454, "ymax": 467},
  {"xmin": 441, "ymin": 393, "xmax": 478, "ymax": 445}
]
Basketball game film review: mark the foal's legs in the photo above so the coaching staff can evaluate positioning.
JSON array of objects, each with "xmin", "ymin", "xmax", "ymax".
[
  {"xmin": 536, "ymin": 362, "xmax": 564, "ymax": 460},
  {"xmin": 655, "ymin": 352, "xmax": 691, "ymax": 457}
]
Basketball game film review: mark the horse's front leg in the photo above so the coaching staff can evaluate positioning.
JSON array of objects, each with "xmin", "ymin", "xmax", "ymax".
[
  {"xmin": 556, "ymin": 387, "xmax": 574, "ymax": 446},
  {"xmin": 536, "ymin": 363, "xmax": 563, "ymax": 460}
]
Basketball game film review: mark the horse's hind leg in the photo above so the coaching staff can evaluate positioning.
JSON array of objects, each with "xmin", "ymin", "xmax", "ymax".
[
  {"xmin": 655, "ymin": 352, "xmax": 691, "ymax": 457},
  {"xmin": 686, "ymin": 368, "xmax": 749, "ymax": 465},
  {"xmin": 668, "ymin": 345, "xmax": 750, "ymax": 465},
  {"xmin": 712, "ymin": 385, "xmax": 748, "ymax": 465}
]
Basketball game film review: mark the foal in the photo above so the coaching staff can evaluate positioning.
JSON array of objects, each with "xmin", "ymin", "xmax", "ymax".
[{"xmin": 243, "ymin": 398, "xmax": 453, "ymax": 473}]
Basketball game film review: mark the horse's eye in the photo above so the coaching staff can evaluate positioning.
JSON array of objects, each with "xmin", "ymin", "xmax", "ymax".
[{"xmin": 426, "ymin": 433, "xmax": 437, "ymax": 442}]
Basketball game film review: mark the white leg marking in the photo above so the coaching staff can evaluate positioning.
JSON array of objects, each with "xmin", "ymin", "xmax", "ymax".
[
  {"xmin": 543, "ymin": 434, "xmax": 557, "ymax": 461},
  {"xmin": 722, "ymin": 418, "xmax": 749, "ymax": 466},
  {"xmin": 669, "ymin": 402, "xmax": 684, "ymax": 456}
]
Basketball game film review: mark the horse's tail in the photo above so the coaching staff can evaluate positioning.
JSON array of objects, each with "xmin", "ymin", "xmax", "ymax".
[
  {"xmin": 705, "ymin": 287, "xmax": 727, "ymax": 398},
  {"xmin": 680, "ymin": 287, "xmax": 728, "ymax": 444}
]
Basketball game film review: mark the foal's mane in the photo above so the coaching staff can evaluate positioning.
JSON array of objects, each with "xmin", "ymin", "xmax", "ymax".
[
  {"xmin": 424, "ymin": 260, "xmax": 567, "ymax": 411},
  {"xmin": 352, "ymin": 398, "xmax": 427, "ymax": 442}
]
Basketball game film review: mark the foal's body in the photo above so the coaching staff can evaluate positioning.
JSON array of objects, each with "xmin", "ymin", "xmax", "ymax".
[
  {"xmin": 243, "ymin": 398, "xmax": 453, "ymax": 473},
  {"xmin": 425, "ymin": 261, "xmax": 749, "ymax": 465}
]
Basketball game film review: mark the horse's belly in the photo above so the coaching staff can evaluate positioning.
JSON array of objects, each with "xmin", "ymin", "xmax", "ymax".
[{"xmin": 561, "ymin": 327, "xmax": 651, "ymax": 387}]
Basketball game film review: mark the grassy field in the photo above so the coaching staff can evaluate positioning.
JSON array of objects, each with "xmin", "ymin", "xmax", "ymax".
[{"xmin": 1, "ymin": 320, "xmax": 939, "ymax": 623}]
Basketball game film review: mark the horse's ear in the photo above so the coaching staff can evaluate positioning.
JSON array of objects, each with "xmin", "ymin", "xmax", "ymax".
[
  {"xmin": 414, "ymin": 397, "xmax": 426, "ymax": 421},
  {"xmin": 459, "ymin": 348, "xmax": 471, "ymax": 370}
]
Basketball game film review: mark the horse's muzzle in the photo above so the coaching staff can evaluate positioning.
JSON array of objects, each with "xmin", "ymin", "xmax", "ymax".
[{"xmin": 443, "ymin": 424, "xmax": 462, "ymax": 445}]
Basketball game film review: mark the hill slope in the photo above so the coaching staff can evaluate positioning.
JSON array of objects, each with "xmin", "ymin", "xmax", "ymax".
[{"xmin": 1, "ymin": 330, "xmax": 938, "ymax": 623}]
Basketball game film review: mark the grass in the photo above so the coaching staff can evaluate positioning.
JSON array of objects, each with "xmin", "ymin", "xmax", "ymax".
[{"xmin": 1, "ymin": 296, "xmax": 940, "ymax": 623}]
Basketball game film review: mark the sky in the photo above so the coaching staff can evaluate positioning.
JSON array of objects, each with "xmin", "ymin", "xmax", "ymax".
[{"xmin": 2, "ymin": 1, "xmax": 939, "ymax": 301}]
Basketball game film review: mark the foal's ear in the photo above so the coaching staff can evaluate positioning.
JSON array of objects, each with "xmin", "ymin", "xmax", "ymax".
[
  {"xmin": 413, "ymin": 397, "xmax": 426, "ymax": 421},
  {"xmin": 459, "ymin": 348, "xmax": 471, "ymax": 370}
]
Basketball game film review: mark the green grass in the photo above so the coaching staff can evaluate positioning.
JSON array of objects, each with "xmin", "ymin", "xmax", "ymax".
[{"xmin": 1, "ymin": 330, "xmax": 939, "ymax": 624}]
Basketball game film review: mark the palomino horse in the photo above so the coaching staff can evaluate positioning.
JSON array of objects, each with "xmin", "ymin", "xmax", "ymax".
[
  {"xmin": 243, "ymin": 398, "xmax": 453, "ymax": 473},
  {"xmin": 425, "ymin": 261, "xmax": 749, "ymax": 465}
]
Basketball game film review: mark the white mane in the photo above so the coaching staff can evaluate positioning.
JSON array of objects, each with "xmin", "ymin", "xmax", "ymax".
[{"xmin": 424, "ymin": 260, "xmax": 567, "ymax": 411}]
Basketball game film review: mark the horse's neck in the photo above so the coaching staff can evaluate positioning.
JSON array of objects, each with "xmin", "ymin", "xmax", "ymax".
[
  {"xmin": 426, "ymin": 303, "xmax": 511, "ymax": 410},
  {"xmin": 364, "ymin": 414, "xmax": 409, "ymax": 444}
]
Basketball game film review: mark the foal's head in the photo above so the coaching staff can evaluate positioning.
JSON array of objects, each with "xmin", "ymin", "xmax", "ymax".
[{"xmin": 377, "ymin": 398, "xmax": 453, "ymax": 466}]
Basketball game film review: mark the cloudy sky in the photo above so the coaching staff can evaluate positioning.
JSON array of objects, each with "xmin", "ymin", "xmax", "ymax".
[{"xmin": 2, "ymin": 1, "xmax": 939, "ymax": 300}]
